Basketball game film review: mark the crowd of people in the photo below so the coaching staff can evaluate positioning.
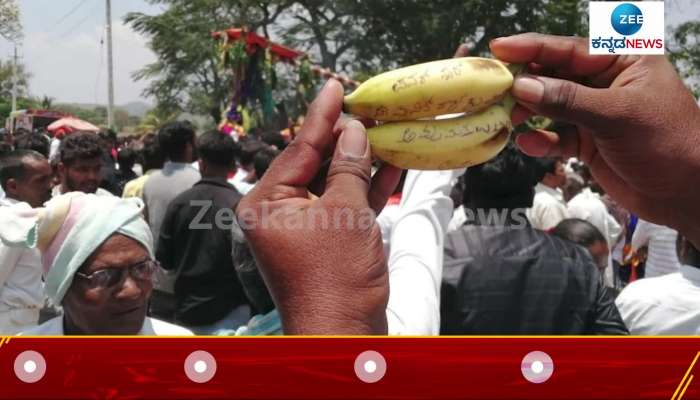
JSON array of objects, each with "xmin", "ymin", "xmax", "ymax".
[{"xmin": 0, "ymin": 33, "xmax": 699, "ymax": 336}]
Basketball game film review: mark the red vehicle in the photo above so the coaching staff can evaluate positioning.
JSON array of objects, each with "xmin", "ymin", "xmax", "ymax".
[{"xmin": 4, "ymin": 109, "xmax": 73, "ymax": 134}]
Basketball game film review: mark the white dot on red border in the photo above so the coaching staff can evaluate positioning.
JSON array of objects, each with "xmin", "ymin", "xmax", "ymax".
[
  {"xmin": 184, "ymin": 351, "xmax": 216, "ymax": 383},
  {"xmin": 354, "ymin": 351, "xmax": 386, "ymax": 383},
  {"xmin": 14, "ymin": 351, "xmax": 46, "ymax": 383},
  {"xmin": 521, "ymin": 351, "xmax": 554, "ymax": 384}
]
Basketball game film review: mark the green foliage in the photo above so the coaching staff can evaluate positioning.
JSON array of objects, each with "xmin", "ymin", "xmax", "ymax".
[
  {"xmin": 0, "ymin": 0, "xmax": 22, "ymax": 41},
  {"xmin": 0, "ymin": 58, "xmax": 30, "ymax": 99},
  {"xmin": 282, "ymin": 0, "xmax": 588, "ymax": 75},
  {"xmin": 125, "ymin": 0, "xmax": 293, "ymax": 124},
  {"xmin": 127, "ymin": 0, "xmax": 589, "ymax": 125},
  {"xmin": 0, "ymin": 96, "xmax": 38, "ymax": 121},
  {"xmin": 669, "ymin": 21, "xmax": 700, "ymax": 97}
]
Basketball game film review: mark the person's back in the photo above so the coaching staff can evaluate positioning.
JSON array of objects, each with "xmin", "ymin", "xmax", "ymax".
[
  {"xmin": 143, "ymin": 122, "xmax": 200, "ymax": 249},
  {"xmin": 123, "ymin": 133, "xmax": 164, "ymax": 199},
  {"xmin": 527, "ymin": 157, "xmax": 569, "ymax": 231},
  {"xmin": 114, "ymin": 148, "xmax": 138, "ymax": 196},
  {"xmin": 615, "ymin": 235, "xmax": 700, "ymax": 335},
  {"xmin": 440, "ymin": 143, "xmax": 627, "ymax": 335},
  {"xmin": 443, "ymin": 224, "xmax": 626, "ymax": 334},
  {"xmin": 143, "ymin": 121, "xmax": 200, "ymax": 321},
  {"xmin": 157, "ymin": 131, "xmax": 248, "ymax": 333},
  {"xmin": 630, "ymin": 219, "xmax": 681, "ymax": 278}
]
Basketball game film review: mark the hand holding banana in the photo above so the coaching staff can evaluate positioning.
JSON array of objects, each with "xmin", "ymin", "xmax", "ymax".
[{"xmin": 343, "ymin": 57, "xmax": 518, "ymax": 170}]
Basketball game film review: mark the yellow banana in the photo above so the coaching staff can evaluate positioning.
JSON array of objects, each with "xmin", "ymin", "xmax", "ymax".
[
  {"xmin": 368, "ymin": 102, "xmax": 512, "ymax": 170},
  {"xmin": 344, "ymin": 57, "xmax": 513, "ymax": 121}
]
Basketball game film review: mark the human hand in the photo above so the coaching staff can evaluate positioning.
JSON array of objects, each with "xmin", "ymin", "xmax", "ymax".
[
  {"xmin": 491, "ymin": 33, "xmax": 700, "ymax": 248},
  {"xmin": 235, "ymin": 79, "xmax": 402, "ymax": 335}
]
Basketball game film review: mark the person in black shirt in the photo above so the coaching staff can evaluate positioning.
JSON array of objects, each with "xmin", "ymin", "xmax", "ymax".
[
  {"xmin": 441, "ymin": 143, "xmax": 628, "ymax": 335},
  {"xmin": 157, "ymin": 131, "xmax": 249, "ymax": 334},
  {"xmin": 114, "ymin": 148, "xmax": 138, "ymax": 196}
]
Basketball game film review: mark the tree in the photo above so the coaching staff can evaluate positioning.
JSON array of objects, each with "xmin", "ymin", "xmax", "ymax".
[
  {"xmin": 0, "ymin": 96, "xmax": 37, "ymax": 121},
  {"xmin": 669, "ymin": 21, "xmax": 700, "ymax": 96},
  {"xmin": 40, "ymin": 95, "xmax": 54, "ymax": 110},
  {"xmin": 126, "ymin": 0, "xmax": 588, "ymax": 124},
  {"xmin": 286, "ymin": 0, "xmax": 588, "ymax": 75},
  {"xmin": 0, "ymin": 58, "xmax": 30, "ymax": 99},
  {"xmin": 125, "ymin": 0, "xmax": 293, "ymax": 124},
  {"xmin": 114, "ymin": 108, "xmax": 131, "ymax": 132},
  {"xmin": 136, "ymin": 109, "xmax": 179, "ymax": 135},
  {"xmin": 0, "ymin": 0, "xmax": 22, "ymax": 42},
  {"xmin": 281, "ymin": 0, "xmax": 365, "ymax": 72}
]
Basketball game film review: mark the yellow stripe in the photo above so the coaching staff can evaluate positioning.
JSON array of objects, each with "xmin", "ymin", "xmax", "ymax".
[
  {"xmin": 673, "ymin": 352, "xmax": 700, "ymax": 400},
  {"xmin": 678, "ymin": 375, "xmax": 694, "ymax": 400}
]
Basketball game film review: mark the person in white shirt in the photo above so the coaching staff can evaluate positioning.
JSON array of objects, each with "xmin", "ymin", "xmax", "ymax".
[
  {"xmin": 567, "ymin": 185, "xmax": 622, "ymax": 286},
  {"xmin": 386, "ymin": 168, "xmax": 464, "ymax": 335},
  {"xmin": 615, "ymin": 235, "xmax": 700, "ymax": 335},
  {"xmin": 0, "ymin": 150, "xmax": 53, "ymax": 334},
  {"xmin": 629, "ymin": 219, "xmax": 682, "ymax": 278},
  {"xmin": 0, "ymin": 193, "xmax": 193, "ymax": 336},
  {"xmin": 231, "ymin": 139, "xmax": 265, "ymax": 195},
  {"xmin": 53, "ymin": 131, "xmax": 113, "ymax": 197},
  {"xmin": 527, "ymin": 157, "xmax": 569, "ymax": 230}
]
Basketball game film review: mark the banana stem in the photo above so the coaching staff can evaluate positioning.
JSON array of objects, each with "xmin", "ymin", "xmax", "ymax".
[
  {"xmin": 502, "ymin": 93, "xmax": 517, "ymax": 116},
  {"xmin": 506, "ymin": 63, "xmax": 525, "ymax": 76},
  {"xmin": 503, "ymin": 64, "xmax": 525, "ymax": 117}
]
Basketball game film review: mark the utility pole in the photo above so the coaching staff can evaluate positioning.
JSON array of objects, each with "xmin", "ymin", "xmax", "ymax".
[
  {"xmin": 105, "ymin": 0, "xmax": 115, "ymax": 129},
  {"xmin": 11, "ymin": 43, "xmax": 17, "ymax": 114}
]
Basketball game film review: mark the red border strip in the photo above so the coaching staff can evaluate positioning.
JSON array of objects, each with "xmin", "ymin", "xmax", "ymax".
[{"xmin": 1, "ymin": 337, "xmax": 698, "ymax": 399}]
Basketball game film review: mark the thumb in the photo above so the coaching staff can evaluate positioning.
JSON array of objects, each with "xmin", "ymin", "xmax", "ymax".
[
  {"xmin": 511, "ymin": 74, "xmax": 623, "ymax": 131},
  {"xmin": 323, "ymin": 120, "xmax": 372, "ymax": 208}
]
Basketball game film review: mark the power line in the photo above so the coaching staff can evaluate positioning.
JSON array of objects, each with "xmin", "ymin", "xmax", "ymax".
[
  {"xmin": 51, "ymin": 0, "xmax": 90, "ymax": 30},
  {"xmin": 57, "ymin": 1, "xmax": 101, "ymax": 39}
]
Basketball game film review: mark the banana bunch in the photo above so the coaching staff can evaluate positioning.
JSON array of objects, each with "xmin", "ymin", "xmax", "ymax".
[{"xmin": 343, "ymin": 57, "xmax": 518, "ymax": 170}]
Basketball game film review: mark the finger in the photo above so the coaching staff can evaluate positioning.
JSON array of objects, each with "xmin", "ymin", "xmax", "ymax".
[
  {"xmin": 259, "ymin": 79, "xmax": 344, "ymax": 190},
  {"xmin": 510, "ymin": 74, "xmax": 627, "ymax": 131},
  {"xmin": 515, "ymin": 127, "xmax": 579, "ymax": 158},
  {"xmin": 453, "ymin": 43, "xmax": 470, "ymax": 58},
  {"xmin": 334, "ymin": 115, "xmax": 377, "ymax": 132},
  {"xmin": 490, "ymin": 33, "xmax": 618, "ymax": 77},
  {"xmin": 323, "ymin": 120, "xmax": 372, "ymax": 209},
  {"xmin": 368, "ymin": 164, "xmax": 403, "ymax": 215},
  {"xmin": 511, "ymin": 104, "xmax": 534, "ymax": 126}
]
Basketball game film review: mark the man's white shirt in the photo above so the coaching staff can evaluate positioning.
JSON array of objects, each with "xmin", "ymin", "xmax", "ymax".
[
  {"xmin": 616, "ymin": 264, "xmax": 700, "ymax": 335},
  {"xmin": 527, "ymin": 183, "xmax": 569, "ymax": 231}
]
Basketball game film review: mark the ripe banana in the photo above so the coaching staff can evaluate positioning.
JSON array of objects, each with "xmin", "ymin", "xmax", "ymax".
[
  {"xmin": 367, "ymin": 102, "xmax": 513, "ymax": 170},
  {"xmin": 344, "ymin": 57, "xmax": 513, "ymax": 121}
]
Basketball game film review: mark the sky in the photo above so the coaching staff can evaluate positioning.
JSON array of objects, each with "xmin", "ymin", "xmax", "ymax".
[
  {"xmin": 0, "ymin": 0, "xmax": 162, "ymax": 106},
  {"xmin": 1, "ymin": 0, "xmax": 699, "ymax": 107}
]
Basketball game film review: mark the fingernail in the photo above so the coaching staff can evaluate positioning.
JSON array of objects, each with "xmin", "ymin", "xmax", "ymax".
[
  {"xmin": 516, "ymin": 131, "xmax": 550, "ymax": 157},
  {"xmin": 490, "ymin": 37, "xmax": 503, "ymax": 46},
  {"xmin": 339, "ymin": 120, "xmax": 368, "ymax": 158},
  {"xmin": 321, "ymin": 78, "xmax": 335, "ymax": 91},
  {"xmin": 512, "ymin": 75, "xmax": 544, "ymax": 104}
]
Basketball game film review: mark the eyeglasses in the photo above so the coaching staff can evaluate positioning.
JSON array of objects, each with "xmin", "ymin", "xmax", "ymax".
[{"xmin": 75, "ymin": 259, "xmax": 159, "ymax": 289}]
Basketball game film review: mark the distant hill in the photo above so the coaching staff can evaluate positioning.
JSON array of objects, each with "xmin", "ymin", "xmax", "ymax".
[
  {"xmin": 54, "ymin": 101, "xmax": 152, "ymax": 117},
  {"xmin": 120, "ymin": 101, "xmax": 151, "ymax": 118}
]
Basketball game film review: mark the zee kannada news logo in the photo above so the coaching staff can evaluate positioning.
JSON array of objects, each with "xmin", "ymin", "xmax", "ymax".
[{"xmin": 589, "ymin": 2, "xmax": 664, "ymax": 55}]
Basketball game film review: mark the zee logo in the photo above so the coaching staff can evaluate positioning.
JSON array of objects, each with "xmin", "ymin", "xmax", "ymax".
[{"xmin": 611, "ymin": 3, "xmax": 643, "ymax": 36}]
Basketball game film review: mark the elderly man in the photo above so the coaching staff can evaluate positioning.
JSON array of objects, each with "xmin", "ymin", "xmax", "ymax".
[
  {"xmin": 0, "ymin": 193, "xmax": 192, "ymax": 335},
  {"xmin": 0, "ymin": 150, "xmax": 52, "ymax": 334}
]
